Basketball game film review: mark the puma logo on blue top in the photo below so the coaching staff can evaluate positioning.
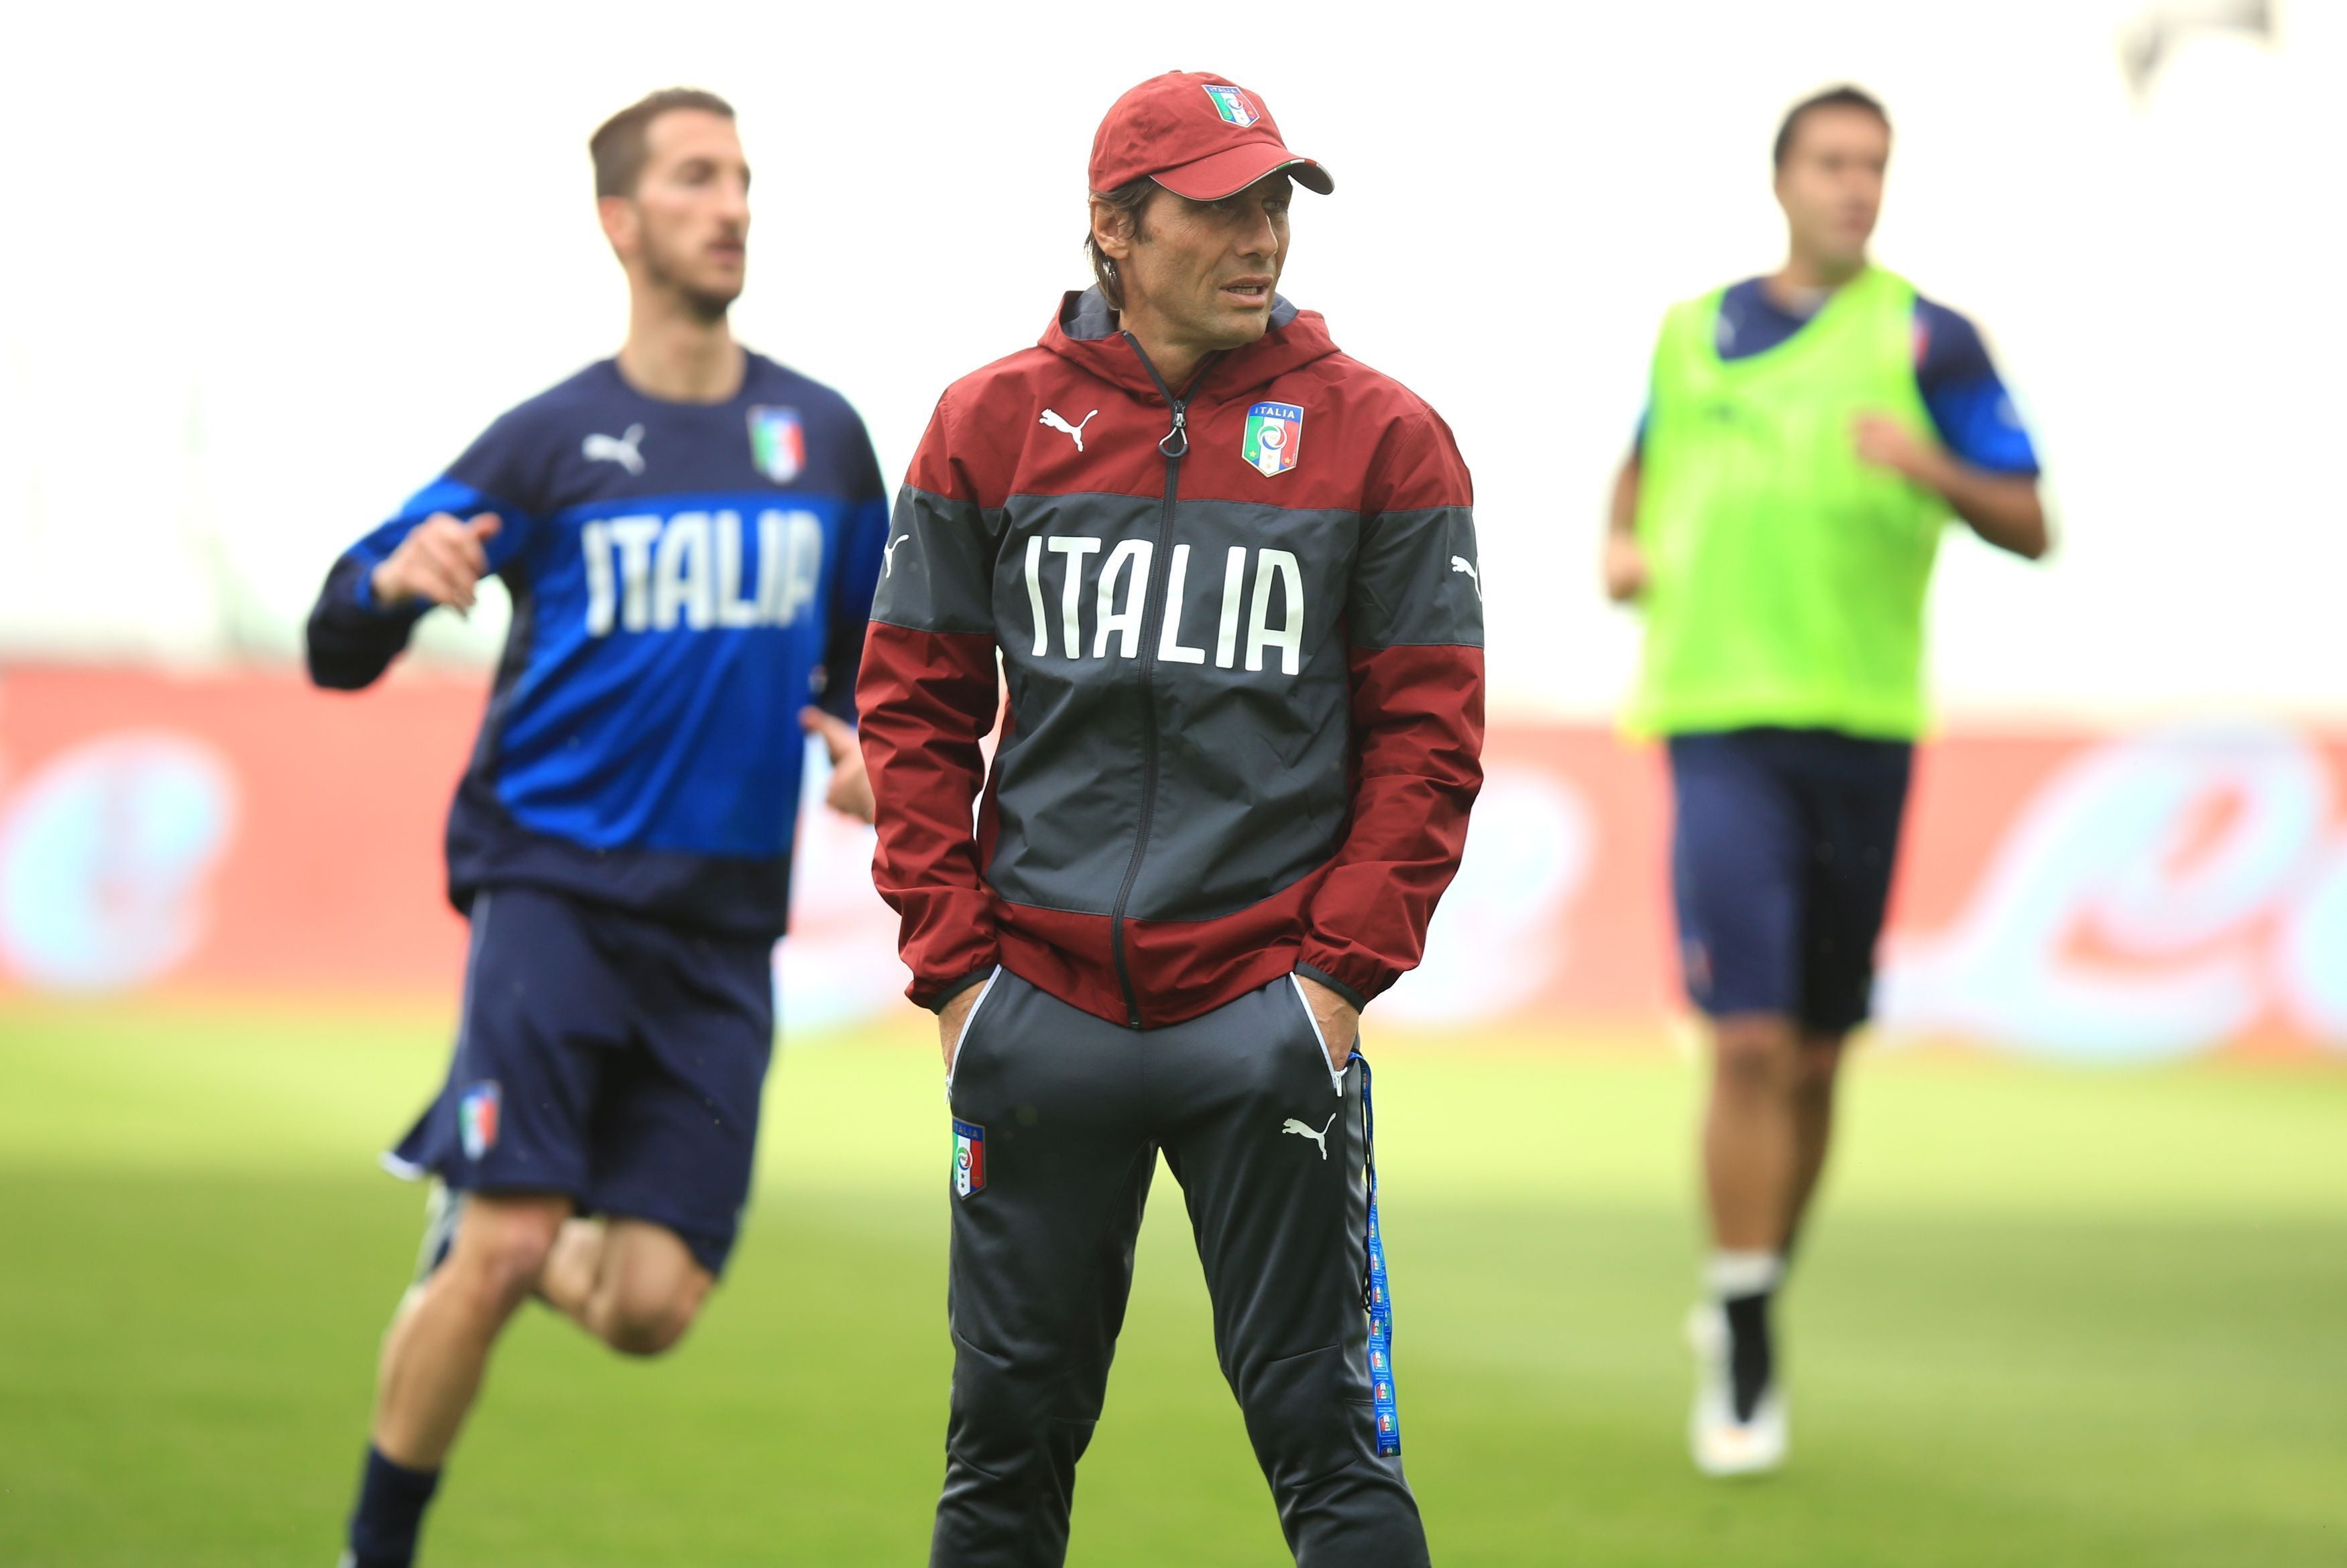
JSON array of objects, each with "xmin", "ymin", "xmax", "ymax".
[{"xmin": 581, "ymin": 423, "xmax": 647, "ymax": 475}]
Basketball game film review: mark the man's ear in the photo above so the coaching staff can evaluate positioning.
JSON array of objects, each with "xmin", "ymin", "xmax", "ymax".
[
  {"xmin": 1089, "ymin": 199, "xmax": 1134, "ymax": 263},
  {"xmin": 597, "ymin": 194, "xmax": 640, "ymax": 259}
]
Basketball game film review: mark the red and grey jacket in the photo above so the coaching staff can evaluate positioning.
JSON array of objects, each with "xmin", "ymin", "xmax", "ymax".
[{"xmin": 857, "ymin": 288, "xmax": 1483, "ymax": 1028}]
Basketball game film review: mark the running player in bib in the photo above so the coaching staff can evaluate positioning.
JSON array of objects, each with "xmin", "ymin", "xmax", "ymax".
[
  {"xmin": 1603, "ymin": 85, "xmax": 2048, "ymax": 1477},
  {"xmin": 306, "ymin": 88, "xmax": 887, "ymax": 1567},
  {"xmin": 859, "ymin": 71, "xmax": 1483, "ymax": 1568}
]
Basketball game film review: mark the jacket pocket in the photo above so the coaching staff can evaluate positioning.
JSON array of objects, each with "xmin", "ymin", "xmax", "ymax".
[
  {"xmin": 1287, "ymin": 974, "xmax": 1348, "ymax": 1100},
  {"xmin": 944, "ymin": 967, "xmax": 1005, "ymax": 1102}
]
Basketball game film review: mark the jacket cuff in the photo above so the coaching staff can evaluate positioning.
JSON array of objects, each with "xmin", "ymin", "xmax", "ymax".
[
  {"xmin": 918, "ymin": 967, "xmax": 995, "ymax": 1014},
  {"xmin": 1292, "ymin": 961, "xmax": 1368, "ymax": 1013}
]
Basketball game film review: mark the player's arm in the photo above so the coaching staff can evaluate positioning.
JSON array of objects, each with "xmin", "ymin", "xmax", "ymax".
[
  {"xmin": 1852, "ymin": 418, "xmax": 2047, "ymax": 559},
  {"xmin": 1855, "ymin": 300, "xmax": 2051, "ymax": 561},
  {"xmin": 306, "ymin": 421, "xmax": 535, "ymax": 691},
  {"xmin": 1601, "ymin": 360, "xmax": 1660, "ymax": 602},
  {"xmin": 800, "ymin": 416, "xmax": 894, "ymax": 823},
  {"xmin": 856, "ymin": 394, "xmax": 1003, "ymax": 1019},
  {"xmin": 306, "ymin": 506, "xmax": 504, "ymax": 689},
  {"xmin": 818, "ymin": 419, "xmax": 893, "ymax": 723},
  {"xmin": 1603, "ymin": 448, "xmax": 1647, "ymax": 601},
  {"xmin": 367, "ymin": 511, "xmax": 503, "ymax": 613},
  {"xmin": 1293, "ymin": 406, "xmax": 1487, "ymax": 1056}
]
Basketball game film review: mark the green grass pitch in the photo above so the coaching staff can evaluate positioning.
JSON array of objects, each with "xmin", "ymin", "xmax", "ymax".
[{"xmin": 1, "ymin": 1000, "xmax": 2342, "ymax": 1566}]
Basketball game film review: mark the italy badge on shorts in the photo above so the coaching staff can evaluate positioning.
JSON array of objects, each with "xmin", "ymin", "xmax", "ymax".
[
  {"xmin": 952, "ymin": 1118, "xmax": 986, "ymax": 1197},
  {"xmin": 1243, "ymin": 402, "xmax": 1303, "ymax": 478},
  {"xmin": 459, "ymin": 1081, "xmax": 501, "ymax": 1161},
  {"xmin": 748, "ymin": 406, "xmax": 805, "ymax": 484}
]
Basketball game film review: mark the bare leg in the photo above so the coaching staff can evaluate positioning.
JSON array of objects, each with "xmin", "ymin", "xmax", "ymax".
[
  {"xmin": 1702, "ymin": 1013, "xmax": 1802, "ymax": 1252},
  {"xmin": 371, "ymin": 1193, "xmax": 569, "ymax": 1469},
  {"xmin": 536, "ymin": 1215, "xmax": 712, "ymax": 1357},
  {"xmin": 1783, "ymin": 1032, "xmax": 1847, "ymax": 1254},
  {"xmin": 1693, "ymin": 1014, "xmax": 1805, "ymax": 1451},
  {"xmin": 536, "ymin": 1216, "xmax": 608, "ymax": 1323}
]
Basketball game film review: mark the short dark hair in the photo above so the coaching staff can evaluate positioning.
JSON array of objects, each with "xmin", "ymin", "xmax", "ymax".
[
  {"xmin": 1772, "ymin": 84, "xmax": 1890, "ymax": 170},
  {"xmin": 1084, "ymin": 178, "xmax": 1159, "ymax": 312},
  {"xmin": 591, "ymin": 88, "xmax": 736, "ymax": 198}
]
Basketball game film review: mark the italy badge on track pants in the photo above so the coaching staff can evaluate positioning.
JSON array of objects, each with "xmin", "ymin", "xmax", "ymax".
[{"xmin": 931, "ymin": 970, "xmax": 1427, "ymax": 1568}]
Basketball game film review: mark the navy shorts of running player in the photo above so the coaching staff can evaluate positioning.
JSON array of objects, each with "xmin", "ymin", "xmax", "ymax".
[
  {"xmin": 386, "ymin": 885, "xmax": 775, "ymax": 1275},
  {"xmin": 1666, "ymin": 728, "xmax": 1914, "ymax": 1035}
]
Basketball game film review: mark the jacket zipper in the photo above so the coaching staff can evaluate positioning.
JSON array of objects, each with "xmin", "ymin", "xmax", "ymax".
[{"xmin": 1106, "ymin": 334, "xmax": 1202, "ymax": 1029}]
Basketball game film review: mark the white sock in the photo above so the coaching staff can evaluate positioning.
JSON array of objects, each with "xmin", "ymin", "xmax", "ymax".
[{"xmin": 1706, "ymin": 1249, "xmax": 1784, "ymax": 1301}]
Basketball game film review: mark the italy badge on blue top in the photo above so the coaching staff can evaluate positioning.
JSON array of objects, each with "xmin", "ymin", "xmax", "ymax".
[
  {"xmin": 952, "ymin": 1118, "xmax": 987, "ymax": 1197},
  {"xmin": 1243, "ymin": 402, "xmax": 1304, "ymax": 478},
  {"xmin": 748, "ymin": 406, "xmax": 805, "ymax": 484}
]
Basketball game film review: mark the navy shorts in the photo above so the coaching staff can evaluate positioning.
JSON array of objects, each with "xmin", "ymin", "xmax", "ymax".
[
  {"xmin": 1667, "ymin": 728, "xmax": 1914, "ymax": 1035},
  {"xmin": 387, "ymin": 885, "xmax": 775, "ymax": 1275}
]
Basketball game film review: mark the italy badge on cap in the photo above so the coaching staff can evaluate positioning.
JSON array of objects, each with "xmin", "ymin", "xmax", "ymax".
[
  {"xmin": 1243, "ymin": 402, "xmax": 1304, "ymax": 477},
  {"xmin": 952, "ymin": 1118, "xmax": 987, "ymax": 1197},
  {"xmin": 1204, "ymin": 83, "xmax": 1262, "ymax": 126}
]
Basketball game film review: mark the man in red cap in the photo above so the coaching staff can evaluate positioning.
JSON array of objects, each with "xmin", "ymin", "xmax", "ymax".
[{"xmin": 858, "ymin": 68, "xmax": 1483, "ymax": 1568}]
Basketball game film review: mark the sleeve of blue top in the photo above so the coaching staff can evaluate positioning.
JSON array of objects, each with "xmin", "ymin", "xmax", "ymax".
[
  {"xmin": 305, "ymin": 417, "xmax": 537, "ymax": 690},
  {"xmin": 817, "ymin": 414, "xmax": 892, "ymax": 724},
  {"xmin": 1914, "ymin": 297, "xmax": 2042, "ymax": 477}
]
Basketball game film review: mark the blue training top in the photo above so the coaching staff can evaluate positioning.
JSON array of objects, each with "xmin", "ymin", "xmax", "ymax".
[
  {"xmin": 306, "ymin": 353, "xmax": 890, "ymax": 937},
  {"xmin": 1637, "ymin": 278, "xmax": 2042, "ymax": 475}
]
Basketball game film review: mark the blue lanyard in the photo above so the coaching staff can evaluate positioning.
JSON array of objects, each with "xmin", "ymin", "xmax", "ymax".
[{"xmin": 1353, "ymin": 1050, "xmax": 1400, "ymax": 1457}]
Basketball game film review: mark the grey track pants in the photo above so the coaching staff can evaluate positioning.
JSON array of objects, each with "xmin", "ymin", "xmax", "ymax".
[{"xmin": 932, "ymin": 969, "xmax": 1429, "ymax": 1568}]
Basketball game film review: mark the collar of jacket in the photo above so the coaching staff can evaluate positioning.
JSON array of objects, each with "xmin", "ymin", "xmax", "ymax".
[{"xmin": 1039, "ymin": 286, "xmax": 1340, "ymax": 404}]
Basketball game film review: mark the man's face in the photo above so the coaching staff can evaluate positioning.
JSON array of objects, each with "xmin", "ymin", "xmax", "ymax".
[
  {"xmin": 1106, "ymin": 172, "xmax": 1292, "ymax": 354},
  {"xmin": 1774, "ymin": 107, "xmax": 1888, "ymax": 273},
  {"xmin": 609, "ymin": 109, "xmax": 751, "ymax": 319}
]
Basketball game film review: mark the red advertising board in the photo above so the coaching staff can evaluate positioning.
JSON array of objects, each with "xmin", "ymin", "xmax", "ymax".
[{"xmin": 2, "ymin": 665, "xmax": 2341, "ymax": 1061}]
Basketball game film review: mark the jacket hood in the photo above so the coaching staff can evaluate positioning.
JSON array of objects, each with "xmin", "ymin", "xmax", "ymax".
[{"xmin": 1040, "ymin": 286, "xmax": 1340, "ymax": 404}]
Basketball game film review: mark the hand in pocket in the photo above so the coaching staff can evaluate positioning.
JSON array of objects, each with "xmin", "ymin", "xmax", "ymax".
[
  {"xmin": 1293, "ymin": 973, "xmax": 1359, "ymax": 1071},
  {"xmin": 939, "ymin": 985, "xmax": 983, "ymax": 1072}
]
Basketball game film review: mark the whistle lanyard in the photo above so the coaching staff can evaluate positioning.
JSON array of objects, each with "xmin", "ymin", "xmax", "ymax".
[{"xmin": 1354, "ymin": 1051, "xmax": 1400, "ymax": 1457}]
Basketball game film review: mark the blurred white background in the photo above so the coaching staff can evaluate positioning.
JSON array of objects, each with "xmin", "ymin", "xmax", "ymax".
[{"xmin": 3, "ymin": 0, "xmax": 2340, "ymax": 720}]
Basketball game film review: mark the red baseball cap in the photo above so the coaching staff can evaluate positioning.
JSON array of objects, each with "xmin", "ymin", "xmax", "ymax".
[{"xmin": 1089, "ymin": 71, "xmax": 1335, "ymax": 202}]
